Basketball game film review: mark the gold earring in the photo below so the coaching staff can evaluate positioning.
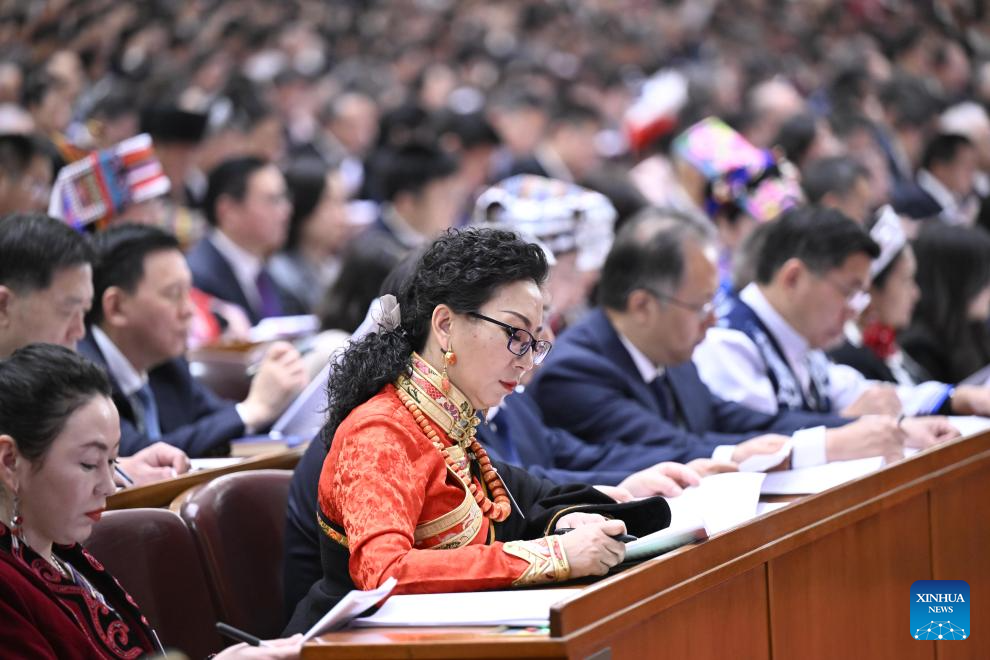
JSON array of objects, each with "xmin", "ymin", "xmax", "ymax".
[{"xmin": 441, "ymin": 346, "xmax": 457, "ymax": 394}]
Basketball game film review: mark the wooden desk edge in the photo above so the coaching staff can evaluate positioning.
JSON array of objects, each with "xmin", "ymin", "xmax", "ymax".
[{"xmin": 107, "ymin": 447, "xmax": 303, "ymax": 509}]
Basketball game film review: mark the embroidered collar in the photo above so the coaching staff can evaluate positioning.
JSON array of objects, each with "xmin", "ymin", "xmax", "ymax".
[{"xmin": 395, "ymin": 352, "xmax": 479, "ymax": 447}]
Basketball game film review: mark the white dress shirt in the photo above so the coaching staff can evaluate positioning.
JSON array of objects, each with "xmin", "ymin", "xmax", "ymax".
[
  {"xmin": 92, "ymin": 326, "xmax": 147, "ymax": 397},
  {"xmin": 693, "ymin": 284, "xmax": 849, "ymax": 467}
]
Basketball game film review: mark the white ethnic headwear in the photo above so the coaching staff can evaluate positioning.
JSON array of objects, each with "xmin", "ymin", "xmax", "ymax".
[{"xmin": 870, "ymin": 205, "xmax": 908, "ymax": 278}]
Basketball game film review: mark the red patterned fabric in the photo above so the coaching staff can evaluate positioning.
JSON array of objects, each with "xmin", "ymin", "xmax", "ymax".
[
  {"xmin": 862, "ymin": 321, "xmax": 899, "ymax": 360},
  {"xmin": 318, "ymin": 384, "xmax": 531, "ymax": 593},
  {"xmin": 0, "ymin": 524, "xmax": 156, "ymax": 659}
]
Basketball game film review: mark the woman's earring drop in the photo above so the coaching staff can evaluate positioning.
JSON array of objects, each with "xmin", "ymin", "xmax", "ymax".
[{"xmin": 441, "ymin": 347, "xmax": 457, "ymax": 394}]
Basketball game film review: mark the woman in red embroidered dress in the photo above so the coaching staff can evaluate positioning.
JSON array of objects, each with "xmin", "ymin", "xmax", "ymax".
[
  {"xmin": 0, "ymin": 344, "xmax": 300, "ymax": 659},
  {"xmin": 286, "ymin": 228, "xmax": 670, "ymax": 633}
]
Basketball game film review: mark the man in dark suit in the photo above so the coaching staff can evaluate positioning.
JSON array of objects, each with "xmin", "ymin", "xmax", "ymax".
[
  {"xmin": 187, "ymin": 156, "xmax": 302, "ymax": 324},
  {"xmin": 502, "ymin": 100, "xmax": 602, "ymax": 185},
  {"xmin": 81, "ymin": 224, "xmax": 308, "ymax": 457},
  {"xmin": 893, "ymin": 133, "xmax": 981, "ymax": 225},
  {"xmin": 345, "ymin": 142, "xmax": 461, "ymax": 279},
  {"xmin": 0, "ymin": 213, "xmax": 189, "ymax": 483},
  {"xmin": 529, "ymin": 209, "xmax": 858, "ymax": 469}
]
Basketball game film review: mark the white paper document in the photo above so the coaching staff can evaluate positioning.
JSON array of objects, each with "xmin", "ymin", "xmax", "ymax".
[
  {"xmin": 696, "ymin": 472, "xmax": 765, "ymax": 534},
  {"xmin": 625, "ymin": 490, "xmax": 707, "ymax": 562},
  {"xmin": 303, "ymin": 576, "xmax": 398, "ymax": 641},
  {"xmin": 738, "ymin": 438, "xmax": 793, "ymax": 472},
  {"xmin": 189, "ymin": 458, "xmax": 243, "ymax": 471},
  {"xmin": 350, "ymin": 588, "xmax": 579, "ymax": 628},
  {"xmin": 760, "ymin": 456, "xmax": 884, "ymax": 495},
  {"xmin": 948, "ymin": 415, "xmax": 990, "ymax": 438}
]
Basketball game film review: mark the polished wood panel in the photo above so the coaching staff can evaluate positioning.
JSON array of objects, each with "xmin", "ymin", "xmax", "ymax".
[
  {"xmin": 768, "ymin": 494, "xmax": 933, "ymax": 660},
  {"xmin": 570, "ymin": 566, "xmax": 770, "ymax": 660},
  {"xmin": 302, "ymin": 628, "xmax": 564, "ymax": 659},
  {"xmin": 107, "ymin": 448, "xmax": 302, "ymax": 509},
  {"xmin": 930, "ymin": 464, "xmax": 990, "ymax": 660}
]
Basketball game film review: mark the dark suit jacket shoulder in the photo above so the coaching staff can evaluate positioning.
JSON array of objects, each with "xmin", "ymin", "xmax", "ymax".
[
  {"xmin": 186, "ymin": 237, "xmax": 253, "ymax": 317},
  {"xmin": 79, "ymin": 333, "xmax": 244, "ymax": 457},
  {"xmin": 528, "ymin": 309, "xmax": 845, "ymax": 463},
  {"xmin": 187, "ymin": 237, "xmax": 304, "ymax": 324},
  {"xmin": 477, "ymin": 392, "xmax": 634, "ymax": 486}
]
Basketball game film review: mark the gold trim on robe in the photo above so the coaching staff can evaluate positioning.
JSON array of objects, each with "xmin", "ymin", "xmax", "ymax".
[
  {"xmin": 319, "ymin": 463, "xmax": 485, "ymax": 551},
  {"xmin": 502, "ymin": 536, "xmax": 571, "ymax": 586}
]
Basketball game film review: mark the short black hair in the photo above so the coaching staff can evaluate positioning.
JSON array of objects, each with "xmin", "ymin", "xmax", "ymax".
[
  {"xmin": 437, "ymin": 111, "xmax": 500, "ymax": 150},
  {"xmin": 598, "ymin": 207, "xmax": 715, "ymax": 311},
  {"xmin": 380, "ymin": 142, "xmax": 459, "ymax": 203},
  {"xmin": 879, "ymin": 75, "xmax": 942, "ymax": 129},
  {"xmin": 0, "ymin": 343, "xmax": 111, "ymax": 463},
  {"xmin": 922, "ymin": 133, "xmax": 975, "ymax": 171},
  {"xmin": 0, "ymin": 134, "xmax": 45, "ymax": 179},
  {"xmin": 87, "ymin": 223, "xmax": 181, "ymax": 326},
  {"xmin": 203, "ymin": 156, "xmax": 271, "ymax": 226},
  {"xmin": 801, "ymin": 156, "xmax": 871, "ymax": 204},
  {"xmin": 774, "ymin": 113, "xmax": 818, "ymax": 166},
  {"xmin": 754, "ymin": 205, "xmax": 880, "ymax": 284},
  {"xmin": 0, "ymin": 213, "xmax": 94, "ymax": 294},
  {"xmin": 549, "ymin": 100, "xmax": 601, "ymax": 130}
]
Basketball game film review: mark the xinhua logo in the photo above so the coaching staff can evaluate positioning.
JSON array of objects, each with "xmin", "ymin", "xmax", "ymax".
[{"xmin": 911, "ymin": 580, "xmax": 970, "ymax": 640}]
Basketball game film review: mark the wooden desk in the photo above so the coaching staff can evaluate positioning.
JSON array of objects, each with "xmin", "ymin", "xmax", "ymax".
[
  {"xmin": 107, "ymin": 448, "xmax": 303, "ymax": 510},
  {"xmin": 304, "ymin": 430, "xmax": 990, "ymax": 659}
]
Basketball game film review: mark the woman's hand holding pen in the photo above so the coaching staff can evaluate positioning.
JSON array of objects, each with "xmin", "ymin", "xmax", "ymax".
[{"xmin": 556, "ymin": 519, "xmax": 627, "ymax": 577}]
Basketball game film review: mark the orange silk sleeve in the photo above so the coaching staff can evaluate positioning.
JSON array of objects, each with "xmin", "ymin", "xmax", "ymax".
[{"xmin": 320, "ymin": 398, "xmax": 552, "ymax": 594}]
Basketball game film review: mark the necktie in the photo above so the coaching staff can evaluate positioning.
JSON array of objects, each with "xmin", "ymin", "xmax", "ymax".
[
  {"xmin": 255, "ymin": 268, "xmax": 283, "ymax": 319},
  {"xmin": 806, "ymin": 353, "xmax": 831, "ymax": 412},
  {"xmin": 134, "ymin": 384, "xmax": 162, "ymax": 440},
  {"xmin": 652, "ymin": 372, "xmax": 677, "ymax": 423}
]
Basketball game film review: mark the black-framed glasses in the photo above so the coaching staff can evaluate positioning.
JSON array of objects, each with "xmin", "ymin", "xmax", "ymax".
[
  {"xmin": 468, "ymin": 312, "xmax": 553, "ymax": 364},
  {"xmin": 643, "ymin": 288, "xmax": 720, "ymax": 320}
]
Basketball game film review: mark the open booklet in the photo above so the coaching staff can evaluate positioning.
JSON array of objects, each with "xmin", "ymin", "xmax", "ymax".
[{"xmin": 302, "ymin": 576, "xmax": 398, "ymax": 641}]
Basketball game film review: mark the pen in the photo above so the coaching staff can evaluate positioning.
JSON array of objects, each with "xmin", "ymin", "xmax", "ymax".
[
  {"xmin": 114, "ymin": 465, "xmax": 134, "ymax": 486},
  {"xmin": 216, "ymin": 622, "xmax": 273, "ymax": 648},
  {"xmin": 553, "ymin": 527, "xmax": 638, "ymax": 543}
]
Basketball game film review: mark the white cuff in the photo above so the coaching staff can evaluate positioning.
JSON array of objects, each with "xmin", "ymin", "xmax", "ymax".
[
  {"xmin": 712, "ymin": 444, "xmax": 737, "ymax": 463},
  {"xmin": 790, "ymin": 426, "xmax": 827, "ymax": 468},
  {"xmin": 235, "ymin": 403, "xmax": 256, "ymax": 435}
]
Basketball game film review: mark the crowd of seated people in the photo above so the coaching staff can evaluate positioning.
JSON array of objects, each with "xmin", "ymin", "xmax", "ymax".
[{"xmin": 1, "ymin": 1, "xmax": 989, "ymax": 657}]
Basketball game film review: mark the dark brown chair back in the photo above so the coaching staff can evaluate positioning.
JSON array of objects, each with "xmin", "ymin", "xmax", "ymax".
[
  {"xmin": 86, "ymin": 508, "xmax": 223, "ymax": 659},
  {"xmin": 178, "ymin": 469, "xmax": 292, "ymax": 640}
]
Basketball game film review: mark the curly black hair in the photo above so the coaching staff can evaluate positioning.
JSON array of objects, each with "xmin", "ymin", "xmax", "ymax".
[{"xmin": 322, "ymin": 227, "xmax": 549, "ymax": 446}]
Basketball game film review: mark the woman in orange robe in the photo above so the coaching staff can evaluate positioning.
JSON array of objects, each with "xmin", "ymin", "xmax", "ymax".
[{"xmin": 286, "ymin": 228, "xmax": 669, "ymax": 632}]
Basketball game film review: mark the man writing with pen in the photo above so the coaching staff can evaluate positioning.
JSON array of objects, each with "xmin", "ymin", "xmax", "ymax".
[{"xmin": 77, "ymin": 222, "xmax": 309, "ymax": 458}]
